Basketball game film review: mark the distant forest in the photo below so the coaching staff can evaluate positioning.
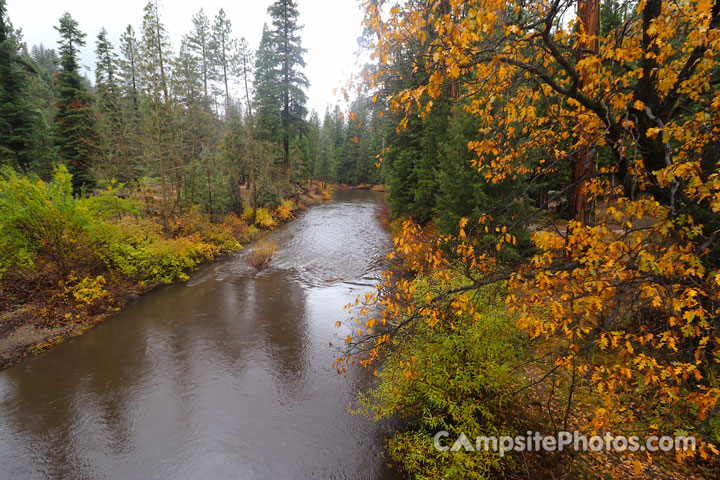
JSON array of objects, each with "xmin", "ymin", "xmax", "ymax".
[{"xmin": 0, "ymin": 0, "xmax": 385, "ymax": 220}]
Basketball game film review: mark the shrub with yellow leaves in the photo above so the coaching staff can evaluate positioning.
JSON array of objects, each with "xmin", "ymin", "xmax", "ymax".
[
  {"xmin": 254, "ymin": 207, "xmax": 277, "ymax": 229},
  {"xmin": 275, "ymin": 200, "xmax": 295, "ymax": 221}
]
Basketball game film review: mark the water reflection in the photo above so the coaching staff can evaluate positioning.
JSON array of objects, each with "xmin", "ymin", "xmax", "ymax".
[{"xmin": 0, "ymin": 190, "xmax": 398, "ymax": 479}]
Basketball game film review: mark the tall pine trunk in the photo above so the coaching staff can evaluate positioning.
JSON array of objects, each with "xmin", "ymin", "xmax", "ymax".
[{"xmin": 569, "ymin": 0, "xmax": 599, "ymax": 224}]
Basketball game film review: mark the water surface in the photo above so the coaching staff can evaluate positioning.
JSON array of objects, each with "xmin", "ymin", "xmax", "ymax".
[{"xmin": 0, "ymin": 189, "xmax": 397, "ymax": 479}]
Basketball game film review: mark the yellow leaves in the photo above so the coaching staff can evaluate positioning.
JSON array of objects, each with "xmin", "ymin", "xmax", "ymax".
[
  {"xmin": 67, "ymin": 275, "xmax": 108, "ymax": 305},
  {"xmin": 646, "ymin": 127, "xmax": 663, "ymax": 138},
  {"xmin": 505, "ymin": 24, "xmax": 521, "ymax": 36},
  {"xmin": 353, "ymin": 2, "xmax": 720, "ymax": 470}
]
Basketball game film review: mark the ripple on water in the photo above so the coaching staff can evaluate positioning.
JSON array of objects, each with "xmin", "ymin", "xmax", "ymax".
[{"xmin": 0, "ymin": 190, "xmax": 399, "ymax": 480}]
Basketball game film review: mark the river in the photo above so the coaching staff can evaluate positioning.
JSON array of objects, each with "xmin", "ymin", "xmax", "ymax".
[{"xmin": 0, "ymin": 189, "xmax": 399, "ymax": 479}]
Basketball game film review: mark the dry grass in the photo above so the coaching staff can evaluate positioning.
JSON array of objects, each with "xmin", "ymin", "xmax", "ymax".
[{"xmin": 245, "ymin": 239, "xmax": 277, "ymax": 270}]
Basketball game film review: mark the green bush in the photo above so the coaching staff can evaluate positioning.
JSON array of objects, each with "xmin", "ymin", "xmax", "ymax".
[
  {"xmin": 357, "ymin": 279, "xmax": 526, "ymax": 479},
  {"xmin": 0, "ymin": 165, "xmax": 136, "ymax": 278},
  {"xmin": 95, "ymin": 215, "xmax": 241, "ymax": 284},
  {"xmin": 0, "ymin": 165, "xmax": 241, "ymax": 286}
]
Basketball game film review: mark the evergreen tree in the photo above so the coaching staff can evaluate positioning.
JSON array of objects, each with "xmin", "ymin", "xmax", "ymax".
[
  {"xmin": 315, "ymin": 109, "xmax": 336, "ymax": 187},
  {"xmin": 212, "ymin": 8, "xmax": 239, "ymax": 119},
  {"xmin": 139, "ymin": 1, "xmax": 171, "ymax": 104},
  {"xmin": 175, "ymin": 38, "xmax": 204, "ymax": 107},
  {"xmin": 95, "ymin": 28, "xmax": 129, "ymax": 181},
  {"xmin": 305, "ymin": 110, "xmax": 321, "ymax": 179},
  {"xmin": 174, "ymin": 37, "xmax": 217, "ymax": 216},
  {"xmin": 267, "ymin": 0, "xmax": 308, "ymax": 187},
  {"xmin": 54, "ymin": 12, "xmax": 99, "ymax": 192},
  {"xmin": 0, "ymin": 0, "xmax": 36, "ymax": 171},
  {"xmin": 253, "ymin": 24, "xmax": 281, "ymax": 143},
  {"xmin": 26, "ymin": 43, "xmax": 59, "ymax": 173},
  {"xmin": 186, "ymin": 8, "xmax": 212, "ymax": 105},
  {"xmin": 236, "ymin": 37, "xmax": 253, "ymax": 110},
  {"xmin": 139, "ymin": 0, "xmax": 177, "ymax": 226},
  {"xmin": 29, "ymin": 44, "xmax": 59, "ymax": 121},
  {"xmin": 118, "ymin": 25, "xmax": 140, "ymax": 113},
  {"xmin": 116, "ymin": 25, "xmax": 142, "ymax": 182},
  {"xmin": 30, "ymin": 43, "xmax": 59, "ymax": 88},
  {"xmin": 95, "ymin": 28, "xmax": 120, "ymax": 111},
  {"xmin": 600, "ymin": 0, "xmax": 627, "ymax": 36}
]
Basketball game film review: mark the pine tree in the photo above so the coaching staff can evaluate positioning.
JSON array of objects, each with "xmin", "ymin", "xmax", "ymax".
[
  {"xmin": 118, "ymin": 25, "xmax": 140, "ymax": 113},
  {"xmin": 95, "ymin": 28, "xmax": 128, "ymax": 180},
  {"xmin": 0, "ymin": 0, "xmax": 36, "ymax": 172},
  {"xmin": 267, "ymin": 0, "xmax": 308, "ymax": 188},
  {"xmin": 116, "ymin": 25, "xmax": 142, "ymax": 182},
  {"xmin": 95, "ymin": 29, "xmax": 120, "ymax": 111},
  {"xmin": 29, "ymin": 44, "xmax": 59, "ymax": 118},
  {"xmin": 175, "ymin": 38, "xmax": 203, "ymax": 107},
  {"xmin": 600, "ymin": 0, "xmax": 627, "ymax": 36},
  {"xmin": 26, "ymin": 43, "xmax": 59, "ymax": 173},
  {"xmin": 186, "ymin": 8, "xmax": 212, "ymax": 105},
  {"xmin": 236, "ymin": 37, "xmax": 253, "ymax": 111},
  {"xmin": 174, "ymin": 37, "xmax": 217, "ymax": 216},
  {"xmin": 253, "ymin": 24, "xmax": 281, "ymax": 143},
  {"xmin": 139, "ymin": 1, "xmax": 170, "ymax": 104},
  {"xmin": 212, "ymin": 8, "xmax": 239, "ymax": 119},
  {"xmin": 139, "ymin": 0, "xmax": 176, "ymax": 226},
  {"xmin": 54, "ymin": 12, "xmax": 99, "ymax": 192},
  {"xmin": 305, "ymin": 110, "xmax": 321, "ymax": 179},
  {"xmin": 315, "ymin": 109, "xmax": 336, "ymax": 187}
]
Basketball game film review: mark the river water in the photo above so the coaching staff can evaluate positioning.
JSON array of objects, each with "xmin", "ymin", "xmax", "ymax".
[{"xmin": 0, "ymin": 190, "xmax": 399, "ymax": 479}]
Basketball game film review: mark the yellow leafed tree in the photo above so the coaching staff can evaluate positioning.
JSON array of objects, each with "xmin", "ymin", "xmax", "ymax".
[{"xmin": 342, "ymin": 0, "xmax": 720, "ymax": 466}]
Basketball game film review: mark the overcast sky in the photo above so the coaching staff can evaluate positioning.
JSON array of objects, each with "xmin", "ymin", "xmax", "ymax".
[{"xmin": 6, "ymin": 0, "xmax": 365, "ymax": 115}]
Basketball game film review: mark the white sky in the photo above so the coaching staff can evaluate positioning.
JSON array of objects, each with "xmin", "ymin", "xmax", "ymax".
[{"xmin": 6, "ymin": 0, "xmax": 364, "ymax": 115}]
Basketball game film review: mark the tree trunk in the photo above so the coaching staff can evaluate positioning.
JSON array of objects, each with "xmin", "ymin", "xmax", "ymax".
[{"xmin": 569, "ymin": 0, "xmax": 599, "ymax": 225}]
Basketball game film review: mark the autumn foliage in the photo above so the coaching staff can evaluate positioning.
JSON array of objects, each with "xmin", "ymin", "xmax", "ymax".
[
  {"xmin": 245, "ymin": 238, "xmax": 277, "ymax": 271},
  {"xmin": 340, "ymin": 0, "xmax": 720, "ymax": 476}
]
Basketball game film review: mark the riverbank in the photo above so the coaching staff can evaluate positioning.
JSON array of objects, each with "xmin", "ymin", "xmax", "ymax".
[{"xmin": 0, "ymin": 174, "xmax": 357, "ymax": 370}]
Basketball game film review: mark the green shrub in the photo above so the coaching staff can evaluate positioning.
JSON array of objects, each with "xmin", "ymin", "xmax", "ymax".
[
  {"xmin": 95, "ymin": 216, "xmax": 241, "ymax": 284},
  {"xmin": 0, "ymin": 165, "xmax": 136, "ymax": 278},
  {"xmin": 357, "ymin": 279, "xmax": 526, "ymax": 479},
  {"xmin": 0, "ymin": 165, "xmax": 241, "ymax": 286}
]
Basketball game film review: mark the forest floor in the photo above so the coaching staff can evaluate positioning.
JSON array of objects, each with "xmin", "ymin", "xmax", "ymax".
[{"xmin": 0, "ymin": 180, "xmax": 378, "ymax": 371}]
